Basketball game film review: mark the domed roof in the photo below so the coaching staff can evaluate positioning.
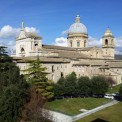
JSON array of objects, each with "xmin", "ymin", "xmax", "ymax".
[
  {"xmin": 104, "ymin": 28, "xmax": 113, "ymax": 37},
  {"xmin": 68, "ymin": 15, "xmax": 87, "ymax": 34}
]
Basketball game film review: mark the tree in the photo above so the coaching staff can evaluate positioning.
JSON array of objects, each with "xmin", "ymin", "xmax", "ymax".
[
  {"xmin": 0, "ymin": 46, "xmax": 12, "ymax": 63},
  {"xmin": 91, "ymin": 76, "xmax": 109, "ymax": 96},
  {"xmin": 24, "ymin": 57, "xmax": 54, "ymax": 99},
  {"xmin": 54, "ymin": 84, "xmax": 64, "ymax": 98},
  {"xmin": 64, "ymin": 72, "xmax": 77, "ymax": 97},
  {"xmin": 57, "ymin": 77, "xmax": 66, "ymax": 85},
  {"xmin": 119, "ymin": 86, "xmax": 122, "ymax": 99},
  {"xmin": 106, "ymin": 77, "xmax": 116, "ymax": 89},
  {"xmin": 0, "ymin": 80, "xmax": 29, "ymax": 122},
  {"xmin": 0, "ymin": 46, "xmax": 29, "ymax": 122},
  {"xmin": 53, "ymin": 77, "xmax": 66, "ymax": 97},
  {"xmin": 0, "ymin": 46, "xmax": 7, "ymax": 57},
  {"xmin": 23, "ymin": 57, "xmax": 54, "ymax": 121},
  {"xmin": 77, "ymin": 76, "xmax": 91, "ymax": 96},
  {"xmin": 20, "ymin": 86, "xmax": 52, "ymax": 122}
]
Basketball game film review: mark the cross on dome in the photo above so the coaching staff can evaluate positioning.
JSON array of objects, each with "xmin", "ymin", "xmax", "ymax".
[
  {"xmin": 75, "ymin": 15, "xmax": 80, "ymax": 23},
  {"xmin": 21, "ymin": 21, "xmax": 24, "ymax": 30}
]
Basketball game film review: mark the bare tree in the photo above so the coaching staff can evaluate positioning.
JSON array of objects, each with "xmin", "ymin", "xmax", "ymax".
[
  {"xmin": 106, "ymin": 77, "xmax": 116, "ymax": 89},
  {"xmin": 20, "ymin": 86, "xmax": 52, "ymax": 122}
]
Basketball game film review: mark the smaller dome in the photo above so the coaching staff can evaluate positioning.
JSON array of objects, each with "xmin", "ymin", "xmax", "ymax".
[
  {"xmin": 68, "ymin": 15, "xmax": 87, "ymax": 34},
  {"xmin": 104, "ymin": 28, "xmax": 113, "ymax": 37}
]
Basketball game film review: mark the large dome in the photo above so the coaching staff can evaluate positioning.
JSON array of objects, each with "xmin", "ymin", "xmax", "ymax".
[{"xmin": 68, "ymin": 15, "xmax": 87, "ymax": 34}]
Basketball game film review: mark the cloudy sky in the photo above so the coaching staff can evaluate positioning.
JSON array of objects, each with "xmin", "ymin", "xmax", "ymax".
[{"xmin": 0, "ymin": 0, "xmax": 122, "ymax": 54}]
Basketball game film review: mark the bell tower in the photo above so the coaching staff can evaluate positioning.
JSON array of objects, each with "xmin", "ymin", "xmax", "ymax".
[
  {"xmin": 102, "ymin": 28, "xmax": 115, "ymax": 59},
  {"xmin": 16, "ymin": 22, "xmax": 42, "ymax": 57}
]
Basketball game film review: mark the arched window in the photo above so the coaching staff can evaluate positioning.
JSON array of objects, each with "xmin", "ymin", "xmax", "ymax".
[
  {"xmin": 21, "ymin": 47, "xmax": 25, "ymax": 53},
  {"xmin": 105, "ymin": 39, "xmax": 108, "ymax": 45},
  {"xmin": 77, "ymin": 41, "xmax": 80, "ymax": 47},
  {"xmin": 61, "ymin": 72, "xmax": 63, "ymax": 77},
  {"xmin": 34, "ymin": 41, "xmax": 38, "ymax": 46},
  {"xmin": 70, "ymin": 41, "xmax": 72, "ymax": 47},
  {"xmin": 34, "ymin": 41, "xmax": 38, "ymax": 51},
  {"xmin": 84, "ymin": 40, "xmax": 86, "ymax": 47}
]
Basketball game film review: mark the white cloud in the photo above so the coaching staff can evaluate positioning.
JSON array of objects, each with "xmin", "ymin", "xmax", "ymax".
[
  {"xmin": 114, "ymin": 37, "xmax": 122, "ymax": 55},
  {"xmin": 115, "ymin": 50, "xmax": 122, "ymax": 54},
  {"xmin": 115, "ymin": 37, "xmax": 122, "ymax": 47},
  {"xmin": 55, "ymin": 37, "xmax": 68, "ymax": 47},
  {"xmin": 88, "ymin": 36, "xmax": 102, "ymax": 47},
  {"xmin": 0, "ymin": 25, "xmax": 20, "ymax": 38},
  {"xmin": 0, "ymin": 25, "xmax": 39, "ymax": 39},
  {"xmin": 25, "ymin": 27, "xmax": 39, "ymax": 34}
]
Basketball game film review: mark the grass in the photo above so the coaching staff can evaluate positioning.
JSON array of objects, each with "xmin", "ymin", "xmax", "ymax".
[
  {"xmin": 107, "ymin": 83, "xmax": 122, "ymax": 94},
  {"xmin": 75, "ymin": 102, "xmax": 122, "ymax": 122},
  {"xmin": 47, "ymin": 98, "xmax": 111, "ymax": 116}
]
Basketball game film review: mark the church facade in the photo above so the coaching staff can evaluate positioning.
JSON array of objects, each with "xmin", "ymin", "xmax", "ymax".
[{"xmin": 12, "ymin": 15, "xmax": 122, "ymax": 84}]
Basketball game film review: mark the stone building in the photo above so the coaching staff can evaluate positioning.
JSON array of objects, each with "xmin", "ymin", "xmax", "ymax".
[{"xmin": 12, "ymin": 15, "xmax": 122, "ymax": 84}]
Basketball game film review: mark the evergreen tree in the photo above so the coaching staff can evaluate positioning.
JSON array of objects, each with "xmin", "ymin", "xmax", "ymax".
[
  {"xmin": 0, "ymin": 46, "xmax": 7, "ymax": 56},
  {"xmin": 57, "ymin": 77, "xmax": 66, "ymax": 85},
  {"xmin": 119, "ymin": 86, "xmax": 122, "ymax": 99},
  {"xmin": 64, "ymin": 72, "xmax": 77, "ymax": 97},
  {"xmin": 54, "ymin": 77, "xmax": 66, "ymax": 97},
  {"xmin": 77, "ymin": 76, "xmax": 91, "ymax": 96},
  {"xmin": 91, "ymin": 76, "xmax": 109, "ymax": 96},
  {"xmin": 0, "ymin": 46, "xmax": 29, "ymax": 122},
  {"xmin": 24, "ymin": 57, "xmax": 54, "ymax": 99},
  {"xmin": 0, "ymin": 46, "xmax": 12, "ymax": 63}
]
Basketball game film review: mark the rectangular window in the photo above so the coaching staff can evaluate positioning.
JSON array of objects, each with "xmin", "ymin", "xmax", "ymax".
[
  {"xmin": 77, "ymin": 41, "xmax": 80, "ymax": 47},
  {"xmin": 70, "ymin": 41, "xmax": 72, "ymax": 47},
  {"xmin": 52, "ymin": 65, "xmax": 54, "ymax": 72}
]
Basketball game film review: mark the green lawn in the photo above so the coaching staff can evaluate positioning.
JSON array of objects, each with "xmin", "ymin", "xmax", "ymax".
[
  {"xmin": 76, "ymin": 102, "xmax": 122, "ymax": 122},
  {"xmin": 107, "ymin": 83, "xmax": 122, "ymax": 94},
  {"xmin": 47, "ymin": 98, "xmax": 111, "ymax": 116}
]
